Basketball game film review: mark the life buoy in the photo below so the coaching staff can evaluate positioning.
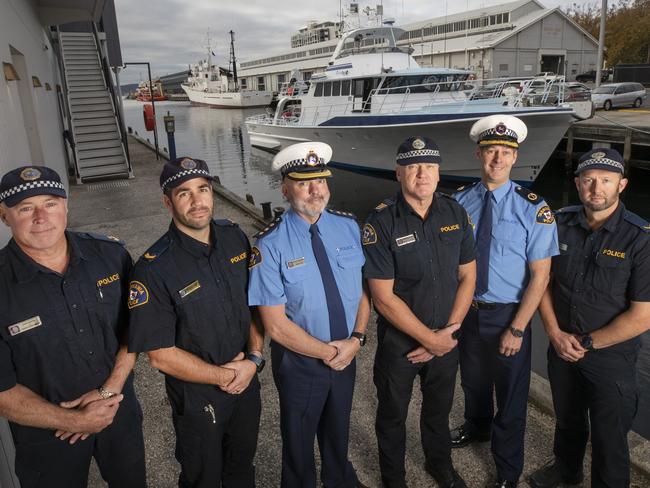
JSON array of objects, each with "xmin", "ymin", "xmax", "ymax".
[{"xmin": 143, "ymin": 104, "xmax": 155, "ymax": 131}]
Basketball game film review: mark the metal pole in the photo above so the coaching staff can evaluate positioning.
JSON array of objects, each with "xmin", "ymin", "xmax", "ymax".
[
  {"xmin": 147, "ymin": 62, "xmax": 160, "ymax": 160},
  {"xmin": 595, "ymin": 0, "xmax": 607, "ymax": 88}
]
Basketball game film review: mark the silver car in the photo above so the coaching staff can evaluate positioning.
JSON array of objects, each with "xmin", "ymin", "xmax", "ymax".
[{"xmin": 591, "ymin": 82, "xmax": 646, "ymax": 110}]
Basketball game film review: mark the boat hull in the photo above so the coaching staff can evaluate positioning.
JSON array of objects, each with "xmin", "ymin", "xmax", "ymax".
[
  {"xmin": 182, "ymin": 85, "xmax": 272, "ymax": 108},
  {"xmin": 246, "ymin": 110, "xmax": 574, "ymax": 184}
]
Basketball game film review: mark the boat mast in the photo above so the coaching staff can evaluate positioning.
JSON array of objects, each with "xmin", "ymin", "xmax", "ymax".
[{"xmin": 229, "ymin": 30, "xmax": 239, "ymax": 90}]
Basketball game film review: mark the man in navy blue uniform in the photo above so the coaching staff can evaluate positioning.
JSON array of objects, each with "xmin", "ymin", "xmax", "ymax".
[
  {"xmin": 0, "ymin": 166, "xmax": 146, "ymax": 488},
  {"xmin": 528, "ymin": 148, "xmax": 650, "ymax": 488},
  {"xmin": 248, "ymin": 142, "xmax": 370, "ymax": 488},
  {"xmin": 363, "ymin": 136, "xmax": 476, "ymax": 488},
  {"xmin": 128, "ymin": 157, "xmax": 263, "ymax": 488},
  {"xmin": 452, "ymin": 115, "xmax": 558, "ymax": 488}
]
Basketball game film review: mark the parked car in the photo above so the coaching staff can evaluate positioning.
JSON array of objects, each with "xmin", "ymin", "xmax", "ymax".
[
  {"xmin": 527, "ymin": 82, "xmax": 591, "ymax": 105},
  {"xmin": 470, "ymin": 77, "xmax": 543, "ymax": 99},
  {"xmin": 575, "ymin": 70, "xmax": 609, "ymax": 83},
  {"xmin": 591, "ymin": 82, "xmax": 647, "ymax": 110}
]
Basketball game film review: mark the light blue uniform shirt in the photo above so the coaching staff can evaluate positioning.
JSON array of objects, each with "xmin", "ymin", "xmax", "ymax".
[
  {"xmin": 454, "ymin": 180, "xmax": 559, "ymax": 303},
  {"xmin": 248, "ymin": 208, "xmax": 365, "ymax": 342}
]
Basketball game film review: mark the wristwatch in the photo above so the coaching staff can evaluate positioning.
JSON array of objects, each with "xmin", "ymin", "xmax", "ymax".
[
  {"xmin": 579, "ymin": 334, "xmax": 594, "ymax": 351},
  {"xmin": 246, "ymin": 353, "xmax": 266, "ymax": 373},
  {"xmin": 351, "ymin": 332, "xmax": 366, "ymax": 346},
  {"xmin": 98, "ymin": 386, "xmax": 116, "ymax": 399},
  {"xmin": 509, "ymin": 326, "xmax": 524, "ymax": 338}
]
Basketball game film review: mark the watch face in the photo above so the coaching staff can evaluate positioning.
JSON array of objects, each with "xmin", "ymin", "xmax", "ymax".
[{"xmin": 510, "ymin": 327, "xmax": 524, "ymax": 338}]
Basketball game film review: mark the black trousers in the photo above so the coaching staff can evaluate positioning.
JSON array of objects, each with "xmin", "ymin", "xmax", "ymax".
[
  {"xmin": 458, "ymin": 303, "xmax": 531, "ymax": 482},
  {"xmin": 12, "ymin": 389, "xmax": 146, "ymax": 488},
  {"xmin": 374, "ymin": 339, "xmax": 458, "ymax": 488},
  {"xmin": 272, "ymin": 342, "xmax": 358, "ymax": 488},
  {"xmin": 548, "ymin": 346, "xmax": 639, "ymax": 488},
  {"xmin": 173, "ymin": 377, "xmax": 261, "ymax": 488}
]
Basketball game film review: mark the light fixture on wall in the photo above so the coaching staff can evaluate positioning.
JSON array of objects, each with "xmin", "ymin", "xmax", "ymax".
[
  {"xmin": 3, "ymin": 62, "xmax": 20, "ymax": 81},
  {"xmin": 45, "ymin": 82, "xmax": 52, "ymax": 91},
  {"xmin": 32, "ymin": 76, "xmax": 42, "ymax": 88}
]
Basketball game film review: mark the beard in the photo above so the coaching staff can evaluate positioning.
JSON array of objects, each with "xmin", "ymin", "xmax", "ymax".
[
  {"xmin": 173, "ymin": 204, "xmax": 213, "ymax": 230},
  {"xmin": 290, "ymin": 192, "xmax": 330, "ymax": 218},
  {"xmin": 582, "ymin": 194, "xmax": 617, "ymax": 212}
]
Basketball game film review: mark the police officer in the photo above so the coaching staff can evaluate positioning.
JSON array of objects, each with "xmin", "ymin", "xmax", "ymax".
[
  {"xmin": 452, "ymin": 115, "xmax": 558, "ymax": 488},
  {"xmin": 0, "ymin": 166, "xmax": 146, "ymax": 488},
  {"xmin": 528, "ymin": 148, "xmax": 650, "ymax": 488},
  {"xmin": 127, "ymin": 157, "xmax": 263, "ymax": 488},
  {"xmin": 248, "ymin": 142, "xmax": 370, "ymax": 488},
  {"xmin": 363, "ymin": 136, "xmax": 476, "ymax": 488}
]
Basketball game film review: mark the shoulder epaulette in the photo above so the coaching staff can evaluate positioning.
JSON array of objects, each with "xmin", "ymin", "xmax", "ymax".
[
  {"xmin": 77, "ymin": 232, "xmax": 125, "ymax": 245},
  {"xmin": 141, "ymin": 234, "xmax": 171, "ymax": 261},
  {"xmin": 514, "ymin": 185, "xmax": 544, "ymax": 205},
  {"xmin": 373, "ymin": 197, "xmax": 395, "ymax": 212},
  {"xmin": 438, "ymin": 191, "xmax": 456, "ymax": 200},
  {"xmin": 554, "ymin": 205, "xmax": 581, "ymax": 215},
  {"xmin": 326, "ymin": 208, "xmax": 357, "ymax": 220},
  {"xmin": 623, "ymin": 210, "xmax": 650, "ymax": 232},
  {"xmin": 454, "ymin": 181, "xmax": 479, "ymax": 193},
  {"xmin": 213, "ymin": 218, "xmax": 237, "ymax": 227},
  {"xmin": 253, "ymin": 216, "xmax": 282, "ymax": 239}
]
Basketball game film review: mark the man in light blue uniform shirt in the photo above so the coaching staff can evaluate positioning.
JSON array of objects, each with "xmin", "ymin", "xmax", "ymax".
[
  {"xmin": 248, "ymin": 142, "xmax": 370, "ymax": 488},
  {"xmin": 451, "ymin": 115, "xmax": 559, "ymax": 488}
]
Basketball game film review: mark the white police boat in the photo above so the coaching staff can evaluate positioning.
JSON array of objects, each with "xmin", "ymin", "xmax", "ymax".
[{"xmin": 245, "ymin": 24, "xmax": 583, "ymax": 185}]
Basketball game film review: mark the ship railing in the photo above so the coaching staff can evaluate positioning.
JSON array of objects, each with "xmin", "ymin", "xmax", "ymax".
[{"xmin": 278, "ymin": 81, "xmax": 310, "ymax": 97}]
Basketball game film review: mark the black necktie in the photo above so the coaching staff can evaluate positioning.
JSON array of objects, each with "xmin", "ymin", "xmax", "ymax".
[
  {"xmin": 476, "ymin": 190, "xmax": 493, "ymax": 296},
  {"xmin": 310, "ymin": 223, "xmax": 348, "ymax": 341}
]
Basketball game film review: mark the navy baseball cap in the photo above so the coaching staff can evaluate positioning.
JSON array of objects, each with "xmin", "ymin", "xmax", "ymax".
[
  {"xmin": 396, "ymin": 137, "xmax": 442, "ymax": 166},
  {"xmin": 160, "ymin": 157, "xmax": 215, "ymax": 192},
  {"xmin": 575, "ymin": 148, "xmax": 625, "ymax": 175},
  {"xmin": 0, "ymin": 166, "xmax": 67, "ymax": 207}
]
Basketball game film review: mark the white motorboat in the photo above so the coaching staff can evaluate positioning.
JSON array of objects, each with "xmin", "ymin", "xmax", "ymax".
[
  {"xmin": 245, "ymin": 22, "xmax": 584, "ymax": 185},
  {"xmin": 182, "ymin": 31, "xmax": 272, "ymax": 109}
]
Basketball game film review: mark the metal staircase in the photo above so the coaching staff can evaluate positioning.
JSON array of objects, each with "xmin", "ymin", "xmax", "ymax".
[{"xmin": 59, "ymin": 31, "xmax": 131, "ymax": 182}]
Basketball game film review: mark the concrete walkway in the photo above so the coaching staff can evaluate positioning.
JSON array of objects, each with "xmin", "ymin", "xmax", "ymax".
[{"xmin": 69, "ymin": 138, "xmax": 649, "ymax": 487}]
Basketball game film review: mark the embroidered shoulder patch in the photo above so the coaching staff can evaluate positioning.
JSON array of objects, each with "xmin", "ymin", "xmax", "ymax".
[
  {"xmin": 362, "ymin": 223, "xmax": 377, "ymax": 245},
  {"xmin": 128, "ymin": 281, "xmax": 149, "ymax": 309},
  {"xmin": 248, "ymin": 246, "xmax": 262, "ymax": 268},
  {"xmin": 536, "ymin": 205, "xmax": 555, "ymax": 225}
]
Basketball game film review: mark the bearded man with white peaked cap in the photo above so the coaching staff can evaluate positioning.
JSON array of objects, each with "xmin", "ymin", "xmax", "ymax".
[
  {"xmin": 248, "ymin": 142, "xmax": 371, "ymax": 488},
  {"xmin": 451, "ymin": 115, "xmax": 559, "ymax": 488}
]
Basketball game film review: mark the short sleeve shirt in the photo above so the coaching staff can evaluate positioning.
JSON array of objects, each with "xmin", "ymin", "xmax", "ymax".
[
  {"xmin": 128, "ymin": 220, "xmax": 251, "ymax": 409},
  {"xmin": 0, "ymin": 232, "xmax": 131, "ymax": 442},
  {"xmin": 454, "ymin": 180, "xmax": 559, "ymax": 303},
  {"xmin": 248, "ymin": 208, "xmax": 365, "ymax": 342},
  {"xmin": 551, "ymin": 203, "xmax": 650, "ymax": 352},
  {"xmin": 362, "ymin": 192, "xmax": 475, "ymax": 352}
]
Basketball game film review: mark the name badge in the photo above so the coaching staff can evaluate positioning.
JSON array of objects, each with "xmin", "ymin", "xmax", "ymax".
[
  {"xmin": 8, "ymin": 316, "xmax": 42, "ymax": 336},
  {"xmin": 179, "ymin": 280, "xmax": 201, "ymax": 298},
  {"xmin": 395, "ymin": 233, "xmax": 417, "ymax": 247},
  {"xmin": 287, "ymin": 257, "xmax": 305, "ymax": 269}
]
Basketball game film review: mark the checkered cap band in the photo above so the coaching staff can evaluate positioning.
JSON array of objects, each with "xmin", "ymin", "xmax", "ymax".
[
  {"xmin": 0, "ymin": 180, "xmax": 65, "ymax": 202},
  {"xmin": 575, "ymin": 157, "xmax": 624, "ymax": 173},
  {"xmin": 396, "ymin": 149, "xmax": 440, "ymax": 160},
  {"xmin": 161, "ymin": 168, "xmax": 212, "ymax": 191},
  {"xmin": 478, "ymin": 127, "xmax": 518, "ymax": 141},
  {"xmin": 282, "ymin": 157, "xmax": 325, "ymax": 172}
]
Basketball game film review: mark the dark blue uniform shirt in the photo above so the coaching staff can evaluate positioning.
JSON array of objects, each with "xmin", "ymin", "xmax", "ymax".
[{"xmin": 552, "ymin": 203, "xmax": 650, "ymax": 352}]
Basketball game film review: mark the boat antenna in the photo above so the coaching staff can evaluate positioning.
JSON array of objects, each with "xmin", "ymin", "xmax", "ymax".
[{"xmin": 229, "ymin": 30, "xmax": 239, "ymax": 89}]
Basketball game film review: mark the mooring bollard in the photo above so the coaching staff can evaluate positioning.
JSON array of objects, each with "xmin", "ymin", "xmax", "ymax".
[
  {"xmin": 164, "ymin": 112, "xmax": 177, "ymax": 160},
  {"xmin": 273, "ymin": 206, "xmax": 285, "ymax": 219},
  {"xmin": 261, "ymin": 202, "xmax": 272, "ymax": 220},
  {"xmin": 246, "ymin": 194, "xmax": 255, "ymax": 205}
]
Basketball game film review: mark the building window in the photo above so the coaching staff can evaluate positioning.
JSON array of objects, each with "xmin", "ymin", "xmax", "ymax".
[
  {"xmin": 257, "ymin": 76, "xmax": 265, "ymax": 91},
  {"xmin": 277, "ymin": 74, "xmax": 286, "ymax": 85},
  {"xmin": 503, "ymin": 12, "xmax": 509, "ymax": 22},
  {"xmin": 240, "ymin": 78, "xmax": 247, "ymax": 89},
  {"xmin": 499, "ymin": 64, "xmax": 509, "ymax": 71},
  {"xmin": 303, "ymin": 71, "xmax": 313, "ymax": 80}
]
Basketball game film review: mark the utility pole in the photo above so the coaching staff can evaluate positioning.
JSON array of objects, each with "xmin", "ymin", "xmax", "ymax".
[{"xmin": 595, "ymin": 0, "xmax": 607, "ymax": 88}]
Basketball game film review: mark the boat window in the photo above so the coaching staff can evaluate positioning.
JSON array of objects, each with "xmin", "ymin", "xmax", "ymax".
[
  {"xmin": 314, "ymin": 83, "xmax": 323, "ymax": 97},
  {"xmin": 332, "ymin": 80, "xmax": 341, "ymax": 96},
  {"xmin": 354, "ymin": 79, "xmax": 364, "ymax": 97},
  {"xmin": 324, "ymin": 82, "xmax": 332, "ymax": 97},
  {"xmin": 341, "ymin": 80, "xmax": 351, "ymax": 96}
]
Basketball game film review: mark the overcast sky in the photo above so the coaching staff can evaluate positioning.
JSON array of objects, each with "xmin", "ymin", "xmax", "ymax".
[{"xmin": 114, "ymin": 0, "xmax": 592, "ymax": 84}]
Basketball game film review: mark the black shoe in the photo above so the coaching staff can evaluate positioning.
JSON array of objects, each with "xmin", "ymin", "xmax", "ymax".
[
  {"xmin": 425, "ymin": 464, "xmax": 468, "ymax": 488},
  {"xmin": 527, "ymin": 460, "xmax": 583, "ymax": 488},
  {"xmin": 450, "ymin": 423, "xmax": 491, "ymax": 448},
  {"xmin": 485, "ymin": 479, "xmax": 516, "ymax": 488}
]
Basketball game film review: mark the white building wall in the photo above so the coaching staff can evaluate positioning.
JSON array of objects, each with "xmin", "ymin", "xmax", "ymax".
[{"xmin": 0, "ymin": 0, "xmax": 69, "ymax": 246}]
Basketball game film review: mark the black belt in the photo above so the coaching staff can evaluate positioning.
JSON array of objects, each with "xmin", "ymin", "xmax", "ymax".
[{"xmin": 472, "ymin": 300, "xmax": 515, "ymax": 310}]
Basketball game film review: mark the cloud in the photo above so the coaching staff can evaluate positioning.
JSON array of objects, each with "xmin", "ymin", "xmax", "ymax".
[{"xmin": 114, "ymin": 0, "xmax": 583, "ymax": 84}]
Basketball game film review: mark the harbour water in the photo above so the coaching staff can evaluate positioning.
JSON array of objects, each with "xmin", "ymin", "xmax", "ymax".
[{"xmin": 122, "ymin": 99, "xmax": 650, "ymax": 439}]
